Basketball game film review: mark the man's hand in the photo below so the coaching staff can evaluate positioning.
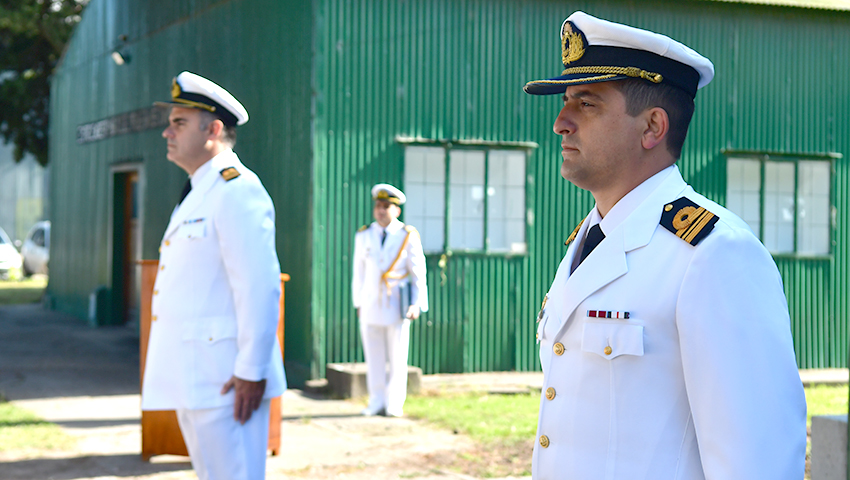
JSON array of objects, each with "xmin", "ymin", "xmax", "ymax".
[
  {"xmin": 405, "ymin": 305, "xmax": 420, "ymax": 320},
  {"xmin": 221, "ymin": 376, "xmax": 267, "ymax": 424}
]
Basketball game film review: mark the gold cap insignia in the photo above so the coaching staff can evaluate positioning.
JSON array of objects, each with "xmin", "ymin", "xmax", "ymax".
[
  {"xmin": 171, "ymin": 78, "xmax": 181, "ymax": 99},
  {"xmin": 561, "ymin": 21, "xmax": 586, "ymax": 66}
]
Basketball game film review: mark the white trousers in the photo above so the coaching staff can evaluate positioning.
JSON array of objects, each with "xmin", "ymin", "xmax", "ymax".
[
  {"xmin": 175, "ymin": 399, "xmax": 271, "ymax": 480},
  {"xmin": 359, "ymin": 320, "xmax": 411, "ymax": 416}
]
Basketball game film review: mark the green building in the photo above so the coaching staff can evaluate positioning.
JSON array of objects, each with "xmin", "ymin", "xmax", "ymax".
[{"xmin": 49, "ymin": 0, "xmax": 850, "ymax": 385}]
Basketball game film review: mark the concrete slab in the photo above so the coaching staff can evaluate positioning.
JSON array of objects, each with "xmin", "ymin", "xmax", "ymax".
[
  {"xmin": 811, "ymin": 415, "xmax": 848, "ymax": 480},
  {"xmin": 326, "ymin": 362, "xmax": 422, "ymax": 398}
]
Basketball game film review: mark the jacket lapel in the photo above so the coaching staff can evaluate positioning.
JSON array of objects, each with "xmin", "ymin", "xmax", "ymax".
[
  {"xmin": 552, "ymin": 167, "xmax": 690, "ymax": 338},
  {"xmin": 163, "ymin": 169, "xmax": 217, "ymax": 239}
]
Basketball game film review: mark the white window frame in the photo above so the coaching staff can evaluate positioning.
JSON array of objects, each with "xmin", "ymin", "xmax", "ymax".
[
  {"xmin": 402, "ymin": 143, "xmax": 532, "ymax": 255},
  {"xmin": 725, "ymin": 153, "xmax": 835, "ymax": 257}
]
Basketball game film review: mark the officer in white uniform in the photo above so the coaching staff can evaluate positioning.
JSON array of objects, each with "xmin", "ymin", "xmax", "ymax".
[
  {"xmin": 141, "ymin": 71, "xmax": 286, "ymax": 480},
  {"xmin": 523, "ymin": 12, "xmax": 806, "ymax": 479},
  {"xmin": 352, "ymin": 184, "xmax": 428, "ymax": 417}
]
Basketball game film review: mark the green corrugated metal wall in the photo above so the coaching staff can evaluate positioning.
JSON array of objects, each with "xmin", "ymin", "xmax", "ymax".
[
  {"xmin": 48, "ymin": 0, "xmax": 316, "ymax": 376},
  {"xmin": 49, "ymin": 0, "xmax": 849, "ymax": 383},
  {"xmin": 312, "ymin": 0, "xmax": 850, "ymax": 377}
]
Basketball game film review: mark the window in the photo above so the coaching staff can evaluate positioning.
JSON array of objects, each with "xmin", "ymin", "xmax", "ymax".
[
  {"xmin": 403, "ymin": 145, "xmax": 528, "ymax": 254},
  {"xmin": 726, "ymin": 156, "xmax": 831, "ymax": 255}
]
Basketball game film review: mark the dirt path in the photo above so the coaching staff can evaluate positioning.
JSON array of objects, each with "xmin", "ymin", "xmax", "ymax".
[{"xmin": 0, "ymin": 304, "xmax": 533, "ymax": 479}]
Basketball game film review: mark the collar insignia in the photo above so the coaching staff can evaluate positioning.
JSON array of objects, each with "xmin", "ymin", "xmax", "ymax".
[
  {"xmin": 565, "ymin": 219, "xmax": 585, "ymax": 246},
  {"xmin": 561, "ymin": 21, "xmax": 586, "ymax": 66}
]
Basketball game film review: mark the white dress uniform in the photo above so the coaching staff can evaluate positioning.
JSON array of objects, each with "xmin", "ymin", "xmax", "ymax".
[
  {"xmin": 142, "ymin": 68, "xmax": 285, "ymax": 480},
  {"xmin": 352, "ymin": 212, "xmax": 428, "ymax": 416},
  {"xmin": 532, "ymin": 166, "xmax": 806, "ymax": 479}
]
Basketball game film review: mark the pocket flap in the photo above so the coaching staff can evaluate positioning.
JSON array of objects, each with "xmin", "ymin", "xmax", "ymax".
[
  {"xmin": 581, "ymin": 322, "xmax": 644, "ymax": 359},
  {"xmin": 177, "ymin": 219, "xmax": 207, "ymax": 239},
  {"xmin": 181, "ymin": 317, "xmax": 238, "ymax": 342}
]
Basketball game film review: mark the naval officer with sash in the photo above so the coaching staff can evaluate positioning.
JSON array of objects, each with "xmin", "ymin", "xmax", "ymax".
[
  {"xmin": 352, "ymin": 184, "xmax": 428, "ymax": 417},
  {"xmin": 142, "ymin": 71, "xmax": 286, "ymax": 480}
]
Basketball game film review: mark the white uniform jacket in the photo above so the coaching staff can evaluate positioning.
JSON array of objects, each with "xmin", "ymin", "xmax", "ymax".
[
  {"xmin": 533, "ymin": 166, "xmax": 806, "ymax": 480},
  {"xmin": 142, "ymin": 149, "xmax": 286, "ymax": 411},
  {"xmin": 352, "ymin": 219, "xmax": 428, "ymax": 325}
]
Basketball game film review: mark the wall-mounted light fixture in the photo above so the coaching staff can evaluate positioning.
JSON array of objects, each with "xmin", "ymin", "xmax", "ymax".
[
  {"xmin": 111, "ymin": 51, "xmax": 127, "ymax": 65},
  {"xmin": 112, "ymin": 34, "xmax": 130, "ymax": 66}
]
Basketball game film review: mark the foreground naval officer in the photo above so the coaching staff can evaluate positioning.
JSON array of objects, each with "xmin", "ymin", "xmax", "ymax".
[
  {"xmin": 352, "ymin": 184, "xmax": 428, "ymax": 417},
  {"xmin": 524, "ymin": 12, "xmax": 806, "ymax": 479},
  {"xmin": 141, "ymin": 71, "xmax": 286, "ymax": 480}
]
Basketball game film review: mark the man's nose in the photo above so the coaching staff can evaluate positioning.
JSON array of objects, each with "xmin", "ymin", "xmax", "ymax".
[
  {"xmin": 553, "ymin": 106, "xmax": 576, "ymax": 136},
  {"xmin": 162, "ymin": 127, "xmax": 172, "ymax": 138}
]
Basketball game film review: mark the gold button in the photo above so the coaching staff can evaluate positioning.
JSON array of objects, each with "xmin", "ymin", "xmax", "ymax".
[
  {"xmin": 536, "ymin": 333, "xmax": 539, "ymax": 340},
  {"xmin": 545, "ymin": 387, "xmax": 556, "ymax": 400},
  {"xmin": 152, "ymin": 315, "xmax": 158, "ymax": 322},
  {"xmin": 208, "ymin": 337, "xmax": 213, "ymax": 342},
  {"xmin": 553, "ymin": 343, "xmax": 565, "ymax": 356},
  {"xmin": 665, "ymin": 204, "xmax": 673, "ymax": 212},
  {"xmin": 604, "ymin": 346, "xmax": 613, "ymax": 355},
  {"xmin": 165, "ymin": 240, "xmax": 170, "ymax": 246},
  {"xmin": 153, "ymin": 290, "xmax": 159, "ymax": 295},
  {"xmin": 158, "ymin": 246, "xmax": 162, "ymax": 253},
  {"xmin": 160, "ymin": 265, "xmax": 165, "ymax": 270},
  {"xmin": 539, "ymin": 435, "xmax": 550, "ymax": 448}
]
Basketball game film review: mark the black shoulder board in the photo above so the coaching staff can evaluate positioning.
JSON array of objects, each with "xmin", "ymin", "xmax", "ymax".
[
  {"xmin": 357, "ymin": 225, "xmax": 368, "ymax": 232},
  {"xmin": 565, "ymin": 219, "xmax": 584, "ymax": 246},
  {"xmin": 660, "ymin": 197, "xmax": 718, "ymax": 246},
  {"xmin": 220, "ymin": 167, "xmax": 240, "ymax": 181}
]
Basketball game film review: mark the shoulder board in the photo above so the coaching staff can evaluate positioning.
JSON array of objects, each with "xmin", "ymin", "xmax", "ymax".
[
  {"xmin": 564, "ymin": 219, "xmax": 584, "ymax": 246},
  {"xmin": 660, "ymin": 197, "xmax": 719, "ymax": 246},
  {"xmin": 220, "ymin": 167, "xmax": 240, "ymax": 182},
  {"xmin": 357, "ymin": 225, "xmax": 369, "ymax": 233},
  {"xmin": 404, "ymin": 225, "xmax": 418, "ymax": 234}
]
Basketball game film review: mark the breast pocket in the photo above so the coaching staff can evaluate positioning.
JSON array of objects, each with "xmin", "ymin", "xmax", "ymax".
[
  {"xmin": 177, "ymin": 219, "xmax": 207, "ymax": 240},
  {"xmin": 581, "ymin": 322, "xmax": 644, "ymax": 360}
]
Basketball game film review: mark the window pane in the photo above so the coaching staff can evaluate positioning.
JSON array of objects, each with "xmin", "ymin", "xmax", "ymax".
[
  {"xmin": 449, "ymin": 150, "xmax": 485, "ymax": 250},
  {"xmin": 797, "ymin": 161, "xmax": 831, "ymax": 255},
  {"xmin": 726, "ymin": 158, "xmax": 761, "ymax": 236},
  {"xmin": 763, "ymin": 162, "xmax": 795, "ymax": 253},
  {"xmin": 487, "ymin": 150, "xmax": 526, "ymax": 252},
  {"xmin": 404, "ymin": 146, "xmax": 445, "ymax": 252}
]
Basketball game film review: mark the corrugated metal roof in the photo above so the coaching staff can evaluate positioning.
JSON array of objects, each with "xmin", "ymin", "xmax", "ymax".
[{"xmin": 707, "ymin": 0, "xmax": 850, "ymax": 11}]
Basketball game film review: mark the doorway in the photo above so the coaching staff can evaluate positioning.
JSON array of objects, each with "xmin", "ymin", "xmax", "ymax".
[{"xmin": 110, "ymin": 166, "xmax": 142, "ymax": 326}]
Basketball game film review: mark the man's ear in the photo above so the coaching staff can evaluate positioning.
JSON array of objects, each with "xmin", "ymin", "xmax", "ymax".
[
  {"xmin": 207, "ymin": 118, "xmax": 224, "ymax": 140},
  {"xmin": 641, "ymin": 107, "xmax": 669, "ymax": 151}
]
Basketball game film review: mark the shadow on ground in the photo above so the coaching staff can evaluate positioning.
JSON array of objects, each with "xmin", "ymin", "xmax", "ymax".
[
  {"xmin": 0, "ymin": 304, "xmax": 140, "ymax": 401},
  {"xmin": 0, "ymin": 454, "xmax": 192, "ymax": 480}
]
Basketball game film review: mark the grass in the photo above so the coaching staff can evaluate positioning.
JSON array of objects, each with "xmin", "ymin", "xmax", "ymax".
[
  {"xmin": 806, "ymin": 384, "xmax": 849, "ymax": 425},
  {"xmin": 405, "ymin": 390, "xmax": 539, "ymax": 477},
  {"xmin": 0, "ymin": 276, "xmax": 47, "ymax": 305},
  {"xmin": 406, "ymin": 384, "xmax": 849, "ymax": 478},
  {"xmin": 0, "ymin": 399, "xmax": 74, "ymax": 451}
]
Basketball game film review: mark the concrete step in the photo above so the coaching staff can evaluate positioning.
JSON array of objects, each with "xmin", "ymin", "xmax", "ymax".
[{"xmin": 325, "ymin": 362, "xmax": 422, "ymax": 399}]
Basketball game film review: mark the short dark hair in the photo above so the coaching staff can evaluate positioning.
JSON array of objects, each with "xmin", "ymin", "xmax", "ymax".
[
  {"xmin": 198, "ymin": 110, "xmax": 237, "ymax": 147},
  {"xmin": 610, "ymin": 79, "xmax": 694, "ymax": 160}
]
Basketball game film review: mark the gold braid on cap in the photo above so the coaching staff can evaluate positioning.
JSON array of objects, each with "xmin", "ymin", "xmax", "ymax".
[{"xmin": 561, "ymin": 66, "xmax": 663, "ymax": 84}]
